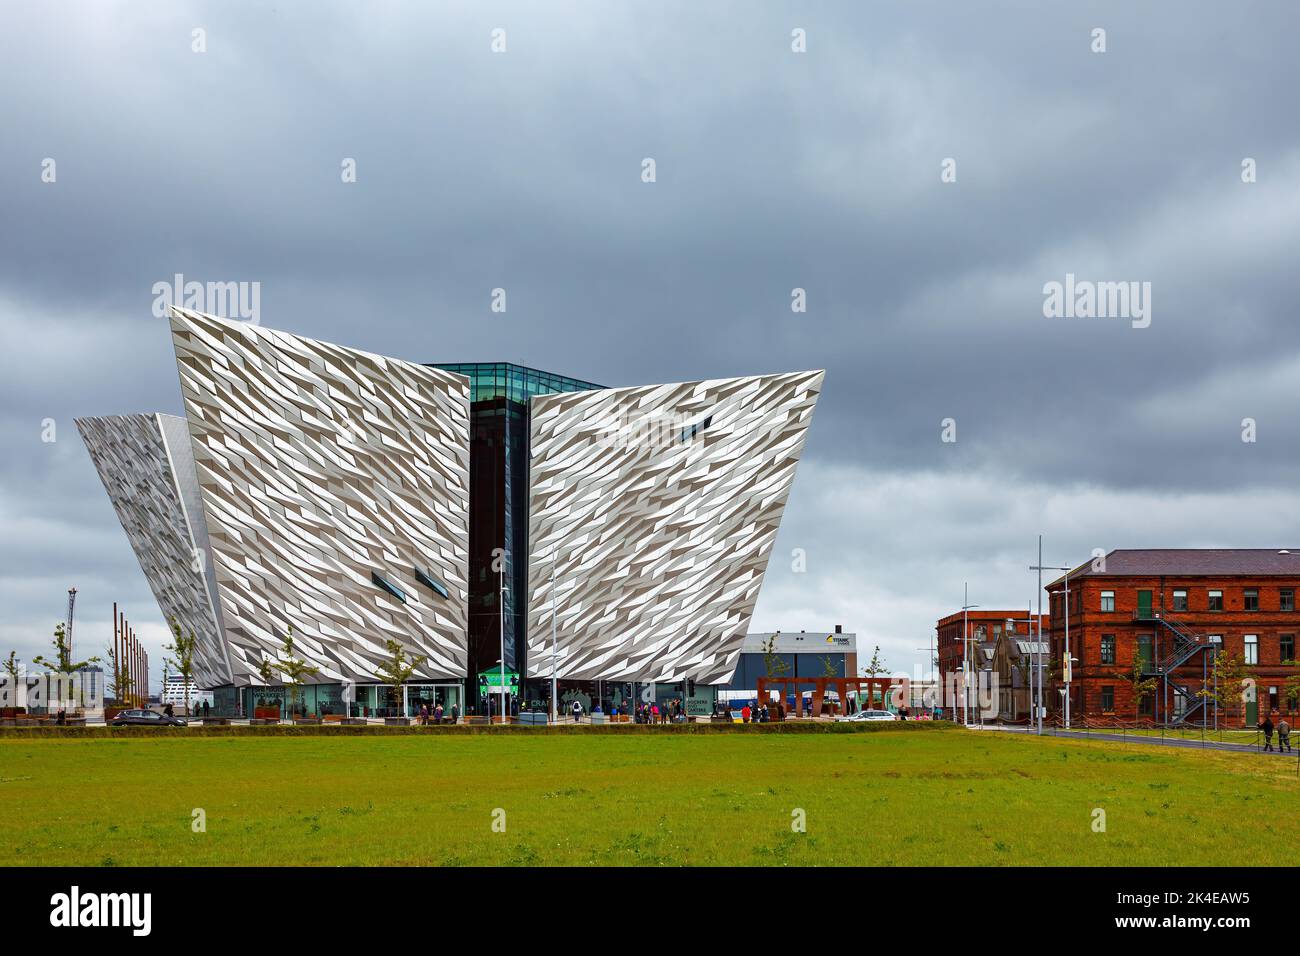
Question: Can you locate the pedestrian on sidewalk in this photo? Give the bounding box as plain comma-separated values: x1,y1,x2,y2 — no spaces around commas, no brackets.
1277,716,1291,753
1258,714,1275,752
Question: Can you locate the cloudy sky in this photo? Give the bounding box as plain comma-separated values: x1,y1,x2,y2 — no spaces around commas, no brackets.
2,1,1298,685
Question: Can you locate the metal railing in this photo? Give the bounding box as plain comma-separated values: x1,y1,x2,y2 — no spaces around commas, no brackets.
1041,715,1278,750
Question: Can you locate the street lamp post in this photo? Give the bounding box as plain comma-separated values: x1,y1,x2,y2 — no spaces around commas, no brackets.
962,583,979,727
1006,608,1041,728
1030,544,1072,731
550,554,559,724
1064,567,1072,729
498,562,507,724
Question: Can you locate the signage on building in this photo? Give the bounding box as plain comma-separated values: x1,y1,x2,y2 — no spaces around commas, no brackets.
477,669,520,689
741,631,858,654
686,696,712,717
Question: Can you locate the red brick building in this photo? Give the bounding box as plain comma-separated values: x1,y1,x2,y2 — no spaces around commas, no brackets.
1045,549,1300,725
936,609,1048,693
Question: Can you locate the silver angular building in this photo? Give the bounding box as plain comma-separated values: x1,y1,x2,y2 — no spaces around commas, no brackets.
79,307,822,717
76,412,231,686
526,371,824,685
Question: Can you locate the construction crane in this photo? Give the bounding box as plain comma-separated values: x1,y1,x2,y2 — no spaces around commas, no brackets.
65,587,77,660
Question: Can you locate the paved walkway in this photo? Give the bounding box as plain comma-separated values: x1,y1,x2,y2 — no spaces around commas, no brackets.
974,722,1299,756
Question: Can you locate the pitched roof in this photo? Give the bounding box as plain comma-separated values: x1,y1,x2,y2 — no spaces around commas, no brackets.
1047,549,1300,587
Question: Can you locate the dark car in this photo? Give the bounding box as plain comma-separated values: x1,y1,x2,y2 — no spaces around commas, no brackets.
109,708,187,727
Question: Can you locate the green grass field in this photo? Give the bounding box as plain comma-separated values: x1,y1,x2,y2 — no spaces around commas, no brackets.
2,726,1295,866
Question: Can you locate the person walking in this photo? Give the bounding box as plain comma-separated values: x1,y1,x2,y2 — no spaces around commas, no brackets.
572,698,582,723
1278,716,1292,753
1259,714,1275,752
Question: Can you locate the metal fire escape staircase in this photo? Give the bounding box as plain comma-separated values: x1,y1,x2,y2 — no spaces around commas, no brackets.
1135,611,1211,725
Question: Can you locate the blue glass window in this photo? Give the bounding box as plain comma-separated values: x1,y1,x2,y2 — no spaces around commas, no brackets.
414,567,449,599
371,571,407,603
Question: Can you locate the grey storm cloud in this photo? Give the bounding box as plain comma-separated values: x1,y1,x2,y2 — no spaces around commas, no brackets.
2,0,1298,678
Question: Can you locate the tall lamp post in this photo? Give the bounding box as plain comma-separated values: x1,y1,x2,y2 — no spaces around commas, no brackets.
962,583,979,727
550,551,560,724
498,561,508,724
1031,548,1074,730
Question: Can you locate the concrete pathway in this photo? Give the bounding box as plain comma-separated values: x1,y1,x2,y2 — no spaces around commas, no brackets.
973,722,1300,757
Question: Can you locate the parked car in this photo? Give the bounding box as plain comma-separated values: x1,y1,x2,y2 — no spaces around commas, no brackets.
109,709,187,727
836,709,897,722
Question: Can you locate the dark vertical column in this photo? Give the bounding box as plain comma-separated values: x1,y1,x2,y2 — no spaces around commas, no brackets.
112,603,119,705
131,629,139,707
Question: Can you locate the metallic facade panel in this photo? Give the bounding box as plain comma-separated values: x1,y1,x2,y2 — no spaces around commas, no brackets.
526,370,824,684
75,413,231,687
169,308,472,684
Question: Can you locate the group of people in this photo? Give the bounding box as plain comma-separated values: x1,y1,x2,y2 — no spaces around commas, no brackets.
561,698,688,723
417,702,459,725
635,698,686,723
160,700,211,718
737,702,776,723
1257,714,1293,752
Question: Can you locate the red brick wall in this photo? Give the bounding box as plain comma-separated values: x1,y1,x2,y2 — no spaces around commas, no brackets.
1045,576,1300,723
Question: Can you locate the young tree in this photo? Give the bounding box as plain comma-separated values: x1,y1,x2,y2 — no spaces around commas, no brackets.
1123,655,1159,721
1283,662,1300,715
103,641,133,705
761,634,789,679
271,626,319,719
255,655,276,718
1198,651,1249,725
759,634,789,711
164,617,198,714
33,623,100,711
860,645,888,709
3,651,21,711
374,639,425,719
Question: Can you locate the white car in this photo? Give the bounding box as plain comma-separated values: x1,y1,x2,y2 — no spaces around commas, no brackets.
837,709,897,722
